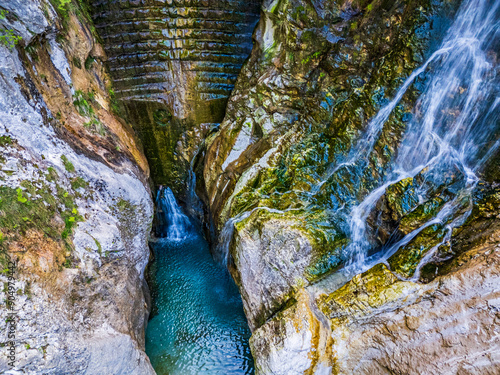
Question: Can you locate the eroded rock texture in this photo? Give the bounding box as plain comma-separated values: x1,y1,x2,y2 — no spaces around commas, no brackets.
203,0,463,329
0,1,154,373
200,0,500,373
90,0,261,193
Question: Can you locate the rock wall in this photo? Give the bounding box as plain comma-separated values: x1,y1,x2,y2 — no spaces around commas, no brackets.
203,0,461,328
0,1,155,373
90,0,261,195
200,0,500,373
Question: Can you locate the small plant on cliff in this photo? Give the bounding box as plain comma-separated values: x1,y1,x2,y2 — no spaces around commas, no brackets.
84,55,95,70
0,28,22,50
61,155,75,173
0,135,12,147
73,90,108,135
72,56,82,69
73,90,95,117
70,177,87,190
56,0,72,11
49,0,72,18
0,10,22,49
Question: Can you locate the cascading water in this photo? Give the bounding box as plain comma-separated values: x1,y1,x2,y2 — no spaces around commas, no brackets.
147,188,254,374
336,0,499,279
155,187,191,241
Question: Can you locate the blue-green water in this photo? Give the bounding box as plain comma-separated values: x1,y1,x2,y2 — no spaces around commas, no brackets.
145,230,254,374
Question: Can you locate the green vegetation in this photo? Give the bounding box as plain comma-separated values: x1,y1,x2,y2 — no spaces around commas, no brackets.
93,237,102,255
0,135,12,147
301,51,322,65
73,90,95,117
70,176,87,190
84,55,95,70
46,167,58,182
56,0,72,12
388,224,447,278
108,88,122,116
72,56,82,69
25,43,40,61
49,0,72,18
0,178,83,268
73,90,107,135
60,155,75,173
0,25,22,50
49,0,100,41
83,118,106,136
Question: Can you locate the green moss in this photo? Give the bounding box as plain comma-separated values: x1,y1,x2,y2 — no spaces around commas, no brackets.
0,178,83,259
318,263,412,318
301,51,322,65
388,224,446,278
72,56,82,69
398,197,446,234
116,198,132,211
60,155,75,173
0,135,12,147
70,177,87,190
385,177,419,219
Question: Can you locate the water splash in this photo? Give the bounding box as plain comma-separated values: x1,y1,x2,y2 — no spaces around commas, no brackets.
156,187,191,241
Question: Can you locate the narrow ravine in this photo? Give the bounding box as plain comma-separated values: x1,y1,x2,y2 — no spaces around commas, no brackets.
145,188,254,374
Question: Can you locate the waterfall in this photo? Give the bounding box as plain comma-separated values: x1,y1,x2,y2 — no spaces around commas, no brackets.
155,187,191,241
342,0,500,275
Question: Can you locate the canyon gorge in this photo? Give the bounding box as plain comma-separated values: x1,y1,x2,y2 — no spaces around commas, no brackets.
0,0,499,374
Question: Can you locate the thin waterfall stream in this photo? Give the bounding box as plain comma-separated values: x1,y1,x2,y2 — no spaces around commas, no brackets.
343,0,499,273
314,0,500,292
217,0,499,296
145,187,254,374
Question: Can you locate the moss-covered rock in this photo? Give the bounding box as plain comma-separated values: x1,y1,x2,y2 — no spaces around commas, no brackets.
201,0,461,330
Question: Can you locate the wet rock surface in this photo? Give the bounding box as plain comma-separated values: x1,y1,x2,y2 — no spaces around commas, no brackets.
199,0,500,373
202,0,463,329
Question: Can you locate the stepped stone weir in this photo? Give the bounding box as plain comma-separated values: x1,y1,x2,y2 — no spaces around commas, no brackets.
89,0,261,191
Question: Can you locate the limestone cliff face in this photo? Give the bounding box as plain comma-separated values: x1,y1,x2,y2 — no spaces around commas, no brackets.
0,1,154,373
90,0,261,195
200,0,500,373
